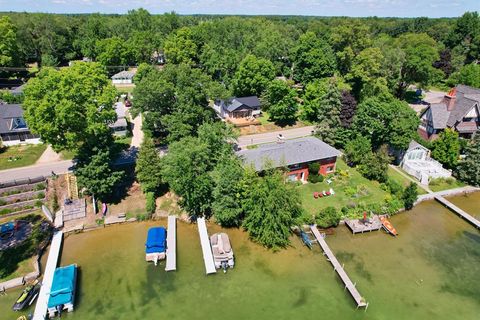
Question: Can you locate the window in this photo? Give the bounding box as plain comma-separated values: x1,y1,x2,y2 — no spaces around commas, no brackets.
286,174,297,182
11,117,27,130
326,166,334,173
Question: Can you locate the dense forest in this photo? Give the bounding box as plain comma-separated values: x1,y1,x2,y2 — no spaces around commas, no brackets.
1,10,479,92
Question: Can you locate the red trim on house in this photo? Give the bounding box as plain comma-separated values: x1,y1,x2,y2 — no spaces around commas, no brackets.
285,157,338,182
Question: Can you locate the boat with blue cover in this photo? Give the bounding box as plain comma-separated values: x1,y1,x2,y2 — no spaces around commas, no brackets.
145,227,167,266
47,264,77,318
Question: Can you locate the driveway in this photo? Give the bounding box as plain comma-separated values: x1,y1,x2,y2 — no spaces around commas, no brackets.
129,112,144,148
36,145,62,164
237,125,316,148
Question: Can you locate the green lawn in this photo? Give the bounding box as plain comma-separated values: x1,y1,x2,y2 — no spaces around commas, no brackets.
429,177,465,192
0,144,47,170
387,167,428,195
297,160,389,216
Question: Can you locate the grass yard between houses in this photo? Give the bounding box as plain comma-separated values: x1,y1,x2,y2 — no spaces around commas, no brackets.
297,159,389,216
387,166,428,195
429,177,466,192
0,144,47,170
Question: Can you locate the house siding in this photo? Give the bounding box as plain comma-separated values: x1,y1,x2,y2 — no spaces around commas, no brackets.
286,157,338,182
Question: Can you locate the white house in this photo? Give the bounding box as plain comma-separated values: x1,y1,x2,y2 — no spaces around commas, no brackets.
111,70,136,84
401,140,451,185
213,96,262,119
0,104,41,146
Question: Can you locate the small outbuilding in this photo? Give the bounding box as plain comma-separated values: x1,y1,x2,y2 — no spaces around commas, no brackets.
111,70,136,84
109,101,128,136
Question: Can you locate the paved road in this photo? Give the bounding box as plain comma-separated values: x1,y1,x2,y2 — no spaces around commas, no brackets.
237,125,316,148
0,160,74,183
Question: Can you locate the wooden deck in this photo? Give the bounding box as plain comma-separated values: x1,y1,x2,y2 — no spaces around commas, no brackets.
197,218,216,274
345,215,382,234
33,231,63,320
165,216,177,272
310,225,368,308
435,196,480,229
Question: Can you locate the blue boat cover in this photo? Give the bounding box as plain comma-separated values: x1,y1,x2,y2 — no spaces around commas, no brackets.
48,264,76,308
145,227,166,254
0,222,14,234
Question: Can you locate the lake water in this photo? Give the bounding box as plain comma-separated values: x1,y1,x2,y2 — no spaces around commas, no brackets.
2,195,480,320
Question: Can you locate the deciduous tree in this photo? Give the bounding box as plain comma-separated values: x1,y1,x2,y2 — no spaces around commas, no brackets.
23,62,117,152
233,54,275,97
431,128,460,169
135,138,163,194
241,169,303,249
456,133,480,186
262,80,298,125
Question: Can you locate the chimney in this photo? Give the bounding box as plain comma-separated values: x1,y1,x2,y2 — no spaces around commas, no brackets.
444,87,457,111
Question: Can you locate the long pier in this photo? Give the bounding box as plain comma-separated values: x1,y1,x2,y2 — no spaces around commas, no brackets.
165,216,177,271
434,196,480,229
197,218,216,274
33,230,63,320
310,225,367,308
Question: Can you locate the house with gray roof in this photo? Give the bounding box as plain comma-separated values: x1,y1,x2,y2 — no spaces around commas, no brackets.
109,101,128,136
236,136,341,183
111,70,136,84
213,96,262,120
419,85,480,140
0,104,40,146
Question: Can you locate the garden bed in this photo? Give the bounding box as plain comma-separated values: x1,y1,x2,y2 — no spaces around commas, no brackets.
0,181,46,197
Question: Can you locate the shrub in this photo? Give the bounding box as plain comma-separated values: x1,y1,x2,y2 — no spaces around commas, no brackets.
35,182,46,191
0,199,6,206
35,200,43,207
315,206,341,228
52,191,59,212
37,192,45,199
308,162,320,174
385,178,403,197
0,208,13,215
145,192,156,216
402,182,418,210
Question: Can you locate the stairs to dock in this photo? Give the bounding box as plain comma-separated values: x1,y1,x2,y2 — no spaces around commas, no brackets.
66,173,79,200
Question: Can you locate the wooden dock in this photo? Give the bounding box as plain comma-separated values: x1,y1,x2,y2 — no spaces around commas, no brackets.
33,231,63,320
165,216,177,272
310,225,368,308
435,196,480,229
345,215,382,234
197,218,216,274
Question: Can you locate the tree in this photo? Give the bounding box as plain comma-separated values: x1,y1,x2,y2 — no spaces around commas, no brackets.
344,135,372,166
431,128,460,169
315,78,342,146
352,97,419,150
449,63,480,88
396,33,441,96
163,27,198,65
95,37,135,66
329,21,372,75
211,155,245,227
447,12,480,64
456,133,480,186
241,169,303,249
358,145,391,182
339,90,357,128
23,62,117,152
347,47,385,99
315,206,341,228
233,54,275,97
161,122,234,216
402,182,418,210
293,32,336,83
135,138,163,194
262,80,298,125
161,136,214,217
0,16,17,66
75,147,124,201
